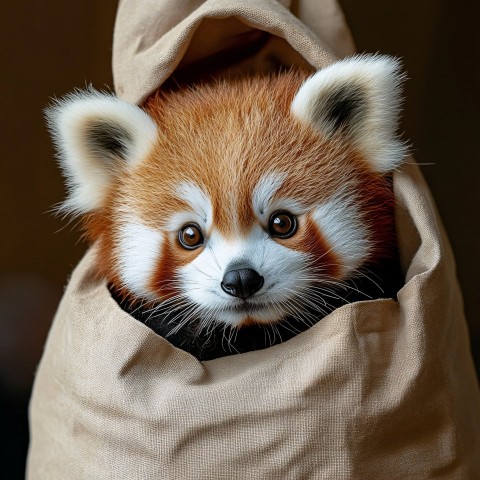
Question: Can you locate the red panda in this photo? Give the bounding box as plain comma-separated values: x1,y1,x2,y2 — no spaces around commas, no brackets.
48,55,406,360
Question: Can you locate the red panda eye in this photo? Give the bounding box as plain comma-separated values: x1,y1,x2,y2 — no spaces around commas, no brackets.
268,211,297,239
178,224,204,250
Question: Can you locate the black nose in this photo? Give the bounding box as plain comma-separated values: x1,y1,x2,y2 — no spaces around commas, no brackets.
221,268,264,300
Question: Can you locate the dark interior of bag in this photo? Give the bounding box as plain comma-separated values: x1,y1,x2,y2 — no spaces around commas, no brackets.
163,18,314,89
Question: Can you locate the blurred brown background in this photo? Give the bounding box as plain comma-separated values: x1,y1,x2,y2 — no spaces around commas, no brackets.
0,0,478,477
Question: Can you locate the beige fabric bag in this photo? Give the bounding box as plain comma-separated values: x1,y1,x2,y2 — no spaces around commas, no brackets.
28,0,480,478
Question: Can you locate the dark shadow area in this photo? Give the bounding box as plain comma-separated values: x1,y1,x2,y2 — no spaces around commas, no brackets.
0,2,118,477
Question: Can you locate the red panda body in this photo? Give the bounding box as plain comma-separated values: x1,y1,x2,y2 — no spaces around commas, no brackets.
49,56,406,359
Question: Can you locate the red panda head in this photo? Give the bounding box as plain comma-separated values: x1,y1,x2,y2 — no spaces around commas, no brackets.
48,55,405,330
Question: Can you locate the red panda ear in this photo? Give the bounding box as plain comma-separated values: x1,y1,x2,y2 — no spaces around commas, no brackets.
291,55,406,173
46,90,157,215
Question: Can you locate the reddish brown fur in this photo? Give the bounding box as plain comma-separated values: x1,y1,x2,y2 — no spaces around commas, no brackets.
81,72,396,298
149,238,202,298
284,215,342,279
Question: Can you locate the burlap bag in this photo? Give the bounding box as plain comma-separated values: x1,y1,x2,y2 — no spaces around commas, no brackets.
27,0,480,478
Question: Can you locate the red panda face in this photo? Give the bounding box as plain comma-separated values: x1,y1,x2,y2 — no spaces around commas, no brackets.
48,55,405,329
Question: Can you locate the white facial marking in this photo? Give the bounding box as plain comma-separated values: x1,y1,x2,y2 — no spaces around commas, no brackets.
117,220,163,299
171,181,212,231
177,227,311,327
252,172,287,218
312,192,370,276
252,172,306,223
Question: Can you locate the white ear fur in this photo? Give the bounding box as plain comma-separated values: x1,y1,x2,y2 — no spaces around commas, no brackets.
46,89,158,214
291,55,406,173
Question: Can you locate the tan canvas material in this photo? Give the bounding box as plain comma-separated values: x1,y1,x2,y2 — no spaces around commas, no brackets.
112,0,356,104
28,0,480,478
